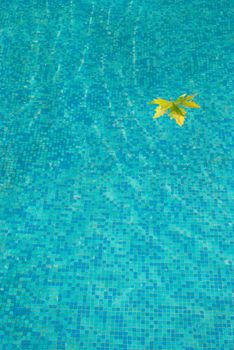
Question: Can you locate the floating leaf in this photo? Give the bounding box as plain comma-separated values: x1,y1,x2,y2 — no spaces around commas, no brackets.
149,98,173,110
175,94,200,108
153,106,167,119
169,112,185,126
169,104,186,126
179,99,200,109
148,94,200,126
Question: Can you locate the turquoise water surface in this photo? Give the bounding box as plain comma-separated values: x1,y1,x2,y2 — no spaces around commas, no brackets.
0,0,233,349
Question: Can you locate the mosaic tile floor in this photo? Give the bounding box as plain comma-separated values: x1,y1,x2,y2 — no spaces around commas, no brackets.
0,0,233,349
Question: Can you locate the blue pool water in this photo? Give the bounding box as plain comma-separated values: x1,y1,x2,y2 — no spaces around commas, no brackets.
0,0,233,349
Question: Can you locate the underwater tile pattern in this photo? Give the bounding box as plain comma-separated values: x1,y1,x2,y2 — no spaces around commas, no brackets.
0,0,233,349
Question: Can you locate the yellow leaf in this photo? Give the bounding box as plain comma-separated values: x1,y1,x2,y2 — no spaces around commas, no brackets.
169,105,186,126
175,94,200,108
175,114,185,126
148,93,200,126
169,112,185,126
149,98,172,110
153,106,167,118
170,103,186,116
156,98,173,109
179,100,200,108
